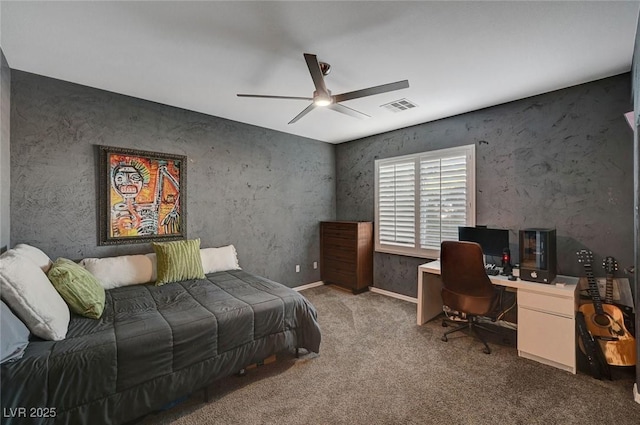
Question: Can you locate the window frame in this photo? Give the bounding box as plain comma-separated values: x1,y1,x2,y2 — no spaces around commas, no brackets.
374,144,476,259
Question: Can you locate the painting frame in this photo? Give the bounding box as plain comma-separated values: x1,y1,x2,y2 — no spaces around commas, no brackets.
97,145,187,246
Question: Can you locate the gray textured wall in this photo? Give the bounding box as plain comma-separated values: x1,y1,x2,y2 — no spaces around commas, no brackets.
10,71,335,287
631,13,640,392
336,74,635,298
0,49,9,253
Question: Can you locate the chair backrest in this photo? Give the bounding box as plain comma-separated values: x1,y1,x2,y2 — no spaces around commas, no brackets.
440,241,495,298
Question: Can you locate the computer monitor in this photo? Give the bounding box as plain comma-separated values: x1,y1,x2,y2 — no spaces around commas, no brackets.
457,226,510,260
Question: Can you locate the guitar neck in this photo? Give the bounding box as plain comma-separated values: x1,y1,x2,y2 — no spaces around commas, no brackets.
605,275,614,304
583,263,605,315
603,257,617,305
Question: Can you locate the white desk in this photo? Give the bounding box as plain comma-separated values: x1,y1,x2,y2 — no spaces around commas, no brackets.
418,261,579,373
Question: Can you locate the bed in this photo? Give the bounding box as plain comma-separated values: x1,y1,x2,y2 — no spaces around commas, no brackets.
1,269,322,425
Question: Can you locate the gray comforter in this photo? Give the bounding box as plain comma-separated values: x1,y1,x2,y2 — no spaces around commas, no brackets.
0,270,321,425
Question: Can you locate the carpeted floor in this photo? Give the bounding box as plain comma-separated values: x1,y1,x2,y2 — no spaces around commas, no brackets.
141,285,640,424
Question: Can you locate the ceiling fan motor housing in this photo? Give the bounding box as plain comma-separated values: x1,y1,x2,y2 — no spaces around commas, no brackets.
319,61,331,76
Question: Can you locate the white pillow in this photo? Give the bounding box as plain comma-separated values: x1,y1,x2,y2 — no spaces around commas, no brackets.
200,245,241,274
0,250,69,341
146,253,157,282
12,243,53,273
81,255,154,290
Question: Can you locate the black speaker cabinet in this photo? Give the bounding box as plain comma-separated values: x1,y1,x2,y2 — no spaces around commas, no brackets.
519,228,557,284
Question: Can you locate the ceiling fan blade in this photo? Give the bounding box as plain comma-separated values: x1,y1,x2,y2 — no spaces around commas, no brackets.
333,80,409,103
328,103,370,120
288,103,317,124
304,53,329,95
237,94,313,101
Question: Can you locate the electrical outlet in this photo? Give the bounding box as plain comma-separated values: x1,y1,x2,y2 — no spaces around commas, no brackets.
313,261,318,269
295,265,300,273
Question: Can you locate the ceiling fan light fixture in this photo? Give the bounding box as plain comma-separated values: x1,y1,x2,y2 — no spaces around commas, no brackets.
313,89,332,107
314,96,332,107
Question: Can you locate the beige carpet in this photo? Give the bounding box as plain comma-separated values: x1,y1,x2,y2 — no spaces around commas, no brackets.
141,285,640,424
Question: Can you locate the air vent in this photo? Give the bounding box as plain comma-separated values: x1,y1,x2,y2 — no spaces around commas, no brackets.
381,98,418,113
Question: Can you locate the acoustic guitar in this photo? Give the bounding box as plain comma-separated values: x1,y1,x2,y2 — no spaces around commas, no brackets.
577,250,636,367
602,256,636,362
575,310,609,379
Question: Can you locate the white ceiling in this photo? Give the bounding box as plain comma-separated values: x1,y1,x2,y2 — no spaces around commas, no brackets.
1,1,639,144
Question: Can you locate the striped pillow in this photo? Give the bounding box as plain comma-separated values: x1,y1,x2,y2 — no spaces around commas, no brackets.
47,258,105,319
152,239,205,285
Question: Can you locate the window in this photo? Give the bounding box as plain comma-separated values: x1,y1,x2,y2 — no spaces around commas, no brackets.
374,145,476,258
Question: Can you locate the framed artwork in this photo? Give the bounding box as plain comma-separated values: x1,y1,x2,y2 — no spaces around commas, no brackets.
97,145,187,245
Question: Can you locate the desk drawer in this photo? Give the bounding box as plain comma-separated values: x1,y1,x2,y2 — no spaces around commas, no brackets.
518,289,574,317
518,306,575,368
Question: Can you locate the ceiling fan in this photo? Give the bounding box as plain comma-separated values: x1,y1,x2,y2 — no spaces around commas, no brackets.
237,53,409,124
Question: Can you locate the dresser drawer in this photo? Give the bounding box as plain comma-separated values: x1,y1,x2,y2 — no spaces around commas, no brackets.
323,253,356,265
321,223,358,240
321,248,358,267
322,267,356,286
322,235,357,251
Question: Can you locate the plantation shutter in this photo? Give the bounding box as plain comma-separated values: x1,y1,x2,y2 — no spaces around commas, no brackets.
375,144,474,258
378,160,416,247
420,155,468,250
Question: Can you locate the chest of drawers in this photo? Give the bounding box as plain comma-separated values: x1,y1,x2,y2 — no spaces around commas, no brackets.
320,221,373,294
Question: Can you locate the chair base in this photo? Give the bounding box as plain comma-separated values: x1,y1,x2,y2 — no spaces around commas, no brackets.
441,316,496,354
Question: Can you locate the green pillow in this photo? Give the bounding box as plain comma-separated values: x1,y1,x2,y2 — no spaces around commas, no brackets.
152,238,205,285
47,258,105,319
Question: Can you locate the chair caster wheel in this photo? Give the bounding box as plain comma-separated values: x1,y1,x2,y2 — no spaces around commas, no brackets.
483,348,491,354
441,336,448,342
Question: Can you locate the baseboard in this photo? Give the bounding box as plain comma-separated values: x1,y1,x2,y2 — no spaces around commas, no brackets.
295,282,419,304
293,281,324,292
368,286,417,304
634,383,640,404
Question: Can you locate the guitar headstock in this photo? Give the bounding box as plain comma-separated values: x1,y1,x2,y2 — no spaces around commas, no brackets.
603,256,618,275
576,249,594,265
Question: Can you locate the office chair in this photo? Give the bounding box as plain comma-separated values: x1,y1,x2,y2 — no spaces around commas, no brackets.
440,241,503,354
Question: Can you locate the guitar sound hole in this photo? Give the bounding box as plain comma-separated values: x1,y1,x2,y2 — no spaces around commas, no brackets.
594,314,610,327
